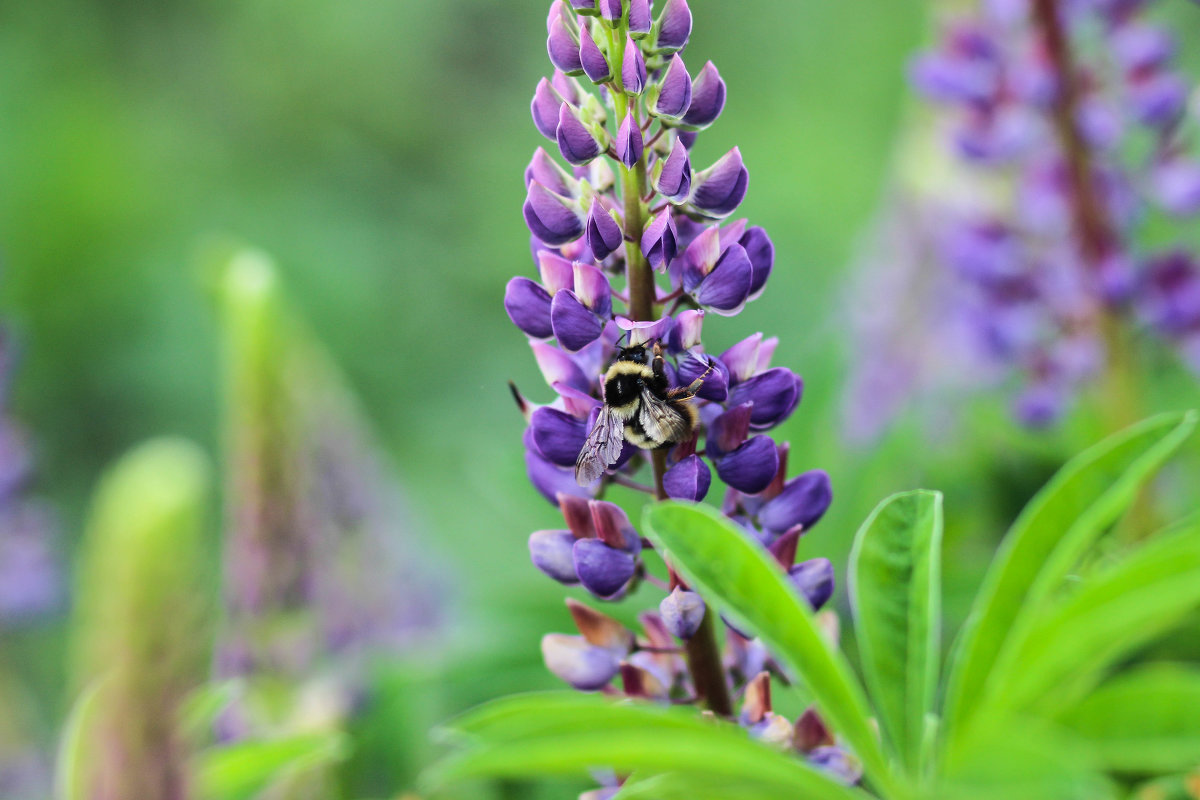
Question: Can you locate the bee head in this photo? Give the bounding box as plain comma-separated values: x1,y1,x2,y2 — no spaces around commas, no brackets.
616,342,649,364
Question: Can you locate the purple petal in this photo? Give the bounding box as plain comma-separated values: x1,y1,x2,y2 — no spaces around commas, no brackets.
529,530,581,584
715,435,779,494
668,309,705,352
622,35,647,94
677,129,697,149
568,0,596,10
721,332,763,384
579,26,612,83
693,243,752,315
525,147,576,196
1112,24,1173,73
682,61,726,128
551,290,605,352
554,382,600,418
531,341,592,393
691,147,749,217
1128,72,1187,128
676,349,727,401
557,103,603,166
542,633,620,690
659,588,706,638
616,110,644,168
908,51,998,105
599,0,623,23
504,277,554,338
789,557,834,610
740,226,774,299
531,406,589,467
629,0,651,35
759,470,832,534
537,249,576,295
808,746,863,786
652,55,693,120
589,500,641,553
573,538,637,597
532,79,565,141
527,447,593,504
640,209,678,270
586,198,624,260
1153,159,1200,216
680,226,721,291
654,138,692,203
573,260,612,316
656,0,692,52
547,15,584,74
728,367,802,428
525,181,584,246
708,402,752,457
663,454,711,501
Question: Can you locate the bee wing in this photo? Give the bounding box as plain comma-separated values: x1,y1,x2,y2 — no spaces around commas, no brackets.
575,405,625,486
638,387,692,446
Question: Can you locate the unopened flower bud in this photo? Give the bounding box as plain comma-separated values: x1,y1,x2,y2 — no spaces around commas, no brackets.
714,434,779,494
651,55,693,120
682,61,726,129
659,587,706,638
655,0,692,52
662,455,711,501
578,26,612,83
691,147,749,217
524,180,585,246
628,0,651,36
586,198,624,260
616,110,644,168
640,209,678,270
547,14,584,75
557,102,607,166
622,35,647,95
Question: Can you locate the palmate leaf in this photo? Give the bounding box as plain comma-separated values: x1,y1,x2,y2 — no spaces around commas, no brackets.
1057,664,1200,773
942,412,1197,740
848,490,942,777
982,519,1200,718
426,692,868,800
641,502,900,797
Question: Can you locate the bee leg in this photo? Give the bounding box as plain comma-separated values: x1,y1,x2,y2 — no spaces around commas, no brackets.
679,358,716,398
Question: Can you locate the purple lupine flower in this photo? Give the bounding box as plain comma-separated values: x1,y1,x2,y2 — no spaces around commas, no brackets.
508,0,838,768
855,0,1200,434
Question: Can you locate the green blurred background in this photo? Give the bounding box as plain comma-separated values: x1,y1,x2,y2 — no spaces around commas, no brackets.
19,0,1196,795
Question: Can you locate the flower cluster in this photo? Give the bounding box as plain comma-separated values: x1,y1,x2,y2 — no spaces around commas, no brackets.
505,0,850,791
903,0,1200,425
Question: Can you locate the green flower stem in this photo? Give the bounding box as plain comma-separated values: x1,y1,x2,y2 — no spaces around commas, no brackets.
610,18,732,717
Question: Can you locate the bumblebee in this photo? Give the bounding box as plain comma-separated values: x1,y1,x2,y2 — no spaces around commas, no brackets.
574,342,712,485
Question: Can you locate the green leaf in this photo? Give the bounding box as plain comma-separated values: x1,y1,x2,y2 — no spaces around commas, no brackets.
942,412,1196,739
428,692,867,800
987,521,1200,717
195,732,350,800
1057,664,1200,773
640,502,899,797
848,490,942,776
54,678,106,800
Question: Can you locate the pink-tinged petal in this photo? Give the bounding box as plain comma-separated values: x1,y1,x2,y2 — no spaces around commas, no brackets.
559,492,597,539
756,336,779,373
659,588,706,638
717,217,748,250
653,137,692,203
655,0,692,52
532,340,592,392
572,261,613,316
567,597,635,653
676,348,727,401
579,25,612,83
715,435,778,494
622,35,647,95
694,243,752,315
525,147,576,196
573,538,636,597
616,110,644,168
551,290,605,352
586,198,624,261
795,707,835,753
589,500,641,553
663,454,711,501
681,226,721,292
682,61,726,129
721,332,764,384
551,68,583,106
652,54,692,120
536,250,576,295
668,309,705,351
548,15,584,75
504,277,554,338
527,447,593,504
553,381,600,418
529,530,580,584
525,181,584,246
692,147,749,217
790,558,834,611
769,524,803,569
1152,159,1200,216
532,79,565,141
708,402,752,457
759,469,832,534
615,315,673,346
640,208,678,270
531,406,589,467
541,633,619,690
740,226,774,299
628,0,651,35
557,102,604,165
728,367,802,428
